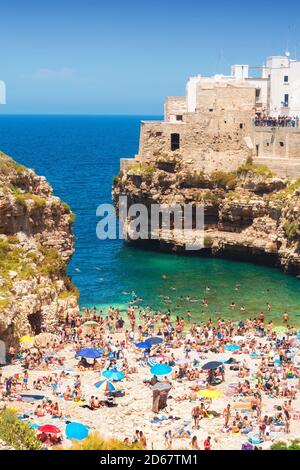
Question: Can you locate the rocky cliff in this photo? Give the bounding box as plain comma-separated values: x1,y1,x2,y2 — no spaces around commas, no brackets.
0,151,79,346
113,155,300,276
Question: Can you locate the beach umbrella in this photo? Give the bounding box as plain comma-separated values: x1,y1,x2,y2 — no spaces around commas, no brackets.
150,363,173,376
82,321,99,327
20,335,34,344
202,361,223,370
197,389,225,399
147,358,158,367
151,354,172,362
146,337,163,346
19,336,34,348
94,380,118,391
135,341,151,349
75,348,102,359
66,422,89,441
20,394,45,403
152,382,172,392
38,424,61,434
102,368,125,381
225,344,241,352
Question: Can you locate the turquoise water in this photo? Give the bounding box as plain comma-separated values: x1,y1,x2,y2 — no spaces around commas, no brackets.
0,115,299,324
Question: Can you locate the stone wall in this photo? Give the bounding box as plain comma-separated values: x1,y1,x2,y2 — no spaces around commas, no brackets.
138,116,252,167
196,83,256,114
164,96,187,122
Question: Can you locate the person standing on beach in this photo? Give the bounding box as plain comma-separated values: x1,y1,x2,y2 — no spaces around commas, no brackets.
223,404,231,428
192,405,201,430
139,431,147,449
164,430,172,450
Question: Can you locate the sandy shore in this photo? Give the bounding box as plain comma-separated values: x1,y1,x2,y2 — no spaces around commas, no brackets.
1,334,300,451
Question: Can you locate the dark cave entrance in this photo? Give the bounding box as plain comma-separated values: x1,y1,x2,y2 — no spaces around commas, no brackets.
28,312,43,335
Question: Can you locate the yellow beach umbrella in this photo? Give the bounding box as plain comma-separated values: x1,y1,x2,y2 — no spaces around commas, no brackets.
20,336,34,344
197,389,225,399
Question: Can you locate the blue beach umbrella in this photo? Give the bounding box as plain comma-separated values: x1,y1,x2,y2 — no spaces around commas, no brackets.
75,348,102,359
66,422,89,441
135,341,151,349
150,363,172,376
102,368,125,381
202,361,223,370
225,344,241,352
146,337,163,346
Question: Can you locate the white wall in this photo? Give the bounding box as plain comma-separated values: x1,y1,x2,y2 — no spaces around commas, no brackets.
186,76,201,113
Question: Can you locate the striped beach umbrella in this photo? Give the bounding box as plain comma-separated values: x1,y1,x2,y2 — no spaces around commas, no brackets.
94,380,117,391
147,358,157,367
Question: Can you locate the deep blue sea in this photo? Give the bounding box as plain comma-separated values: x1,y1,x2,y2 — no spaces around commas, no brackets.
0,115,300,324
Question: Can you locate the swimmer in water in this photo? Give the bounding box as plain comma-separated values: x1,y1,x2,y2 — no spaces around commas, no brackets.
283,312,289,323
230,302,237,310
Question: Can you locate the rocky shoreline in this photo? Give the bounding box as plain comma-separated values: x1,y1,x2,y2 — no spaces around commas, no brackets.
0,152,79,347
113,156,300,277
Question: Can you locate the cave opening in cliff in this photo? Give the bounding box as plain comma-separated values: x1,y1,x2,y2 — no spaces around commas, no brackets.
28,312,43,335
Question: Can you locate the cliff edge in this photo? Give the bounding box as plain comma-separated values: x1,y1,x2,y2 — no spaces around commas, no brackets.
0,151,79,346
113,155,300,276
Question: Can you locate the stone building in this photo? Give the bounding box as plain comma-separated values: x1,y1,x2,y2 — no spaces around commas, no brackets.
121,54,300,178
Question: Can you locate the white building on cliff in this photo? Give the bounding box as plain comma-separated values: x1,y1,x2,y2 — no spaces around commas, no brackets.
187,53,300,117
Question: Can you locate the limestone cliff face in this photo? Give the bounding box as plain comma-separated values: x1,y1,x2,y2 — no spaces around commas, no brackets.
0,152,79,345
113,156,300,276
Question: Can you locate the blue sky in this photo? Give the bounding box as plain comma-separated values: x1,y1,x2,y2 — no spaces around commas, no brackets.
0,0,300,114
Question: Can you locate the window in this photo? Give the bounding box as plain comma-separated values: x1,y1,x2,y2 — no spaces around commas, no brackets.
176,115,183,121
280,141,284,147
240,123,244,129
170,133,180,151
284,94,289,107
255,89,261,100
284,76,289,83
209,108,214,112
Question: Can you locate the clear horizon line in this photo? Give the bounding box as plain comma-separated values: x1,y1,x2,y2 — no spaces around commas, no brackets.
0,112,163,117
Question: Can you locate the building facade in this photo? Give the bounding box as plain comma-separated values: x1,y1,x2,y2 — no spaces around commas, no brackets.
120,54,300,178
186,54,300,118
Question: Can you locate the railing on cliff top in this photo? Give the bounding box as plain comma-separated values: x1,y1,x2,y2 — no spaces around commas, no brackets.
254,117,300,128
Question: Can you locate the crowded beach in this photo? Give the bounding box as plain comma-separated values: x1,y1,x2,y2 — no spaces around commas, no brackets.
1,295,300,451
